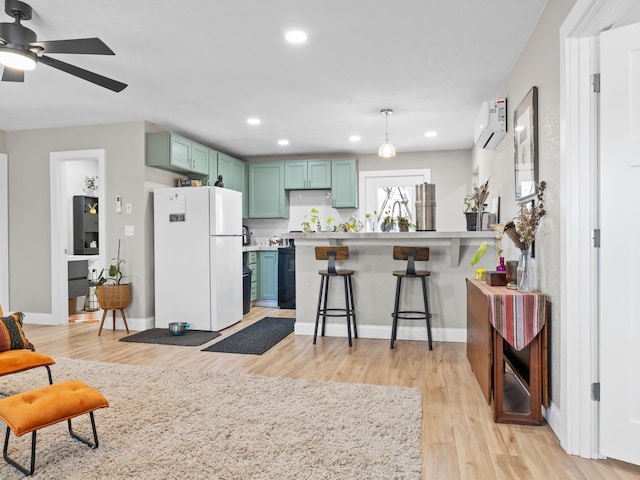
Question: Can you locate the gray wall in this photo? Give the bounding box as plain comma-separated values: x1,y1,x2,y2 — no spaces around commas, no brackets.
473,0,576,405
0,130,6,152
6,122,153,320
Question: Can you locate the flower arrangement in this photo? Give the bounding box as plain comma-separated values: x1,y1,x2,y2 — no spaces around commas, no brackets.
504,181,547,250
464,179,490,213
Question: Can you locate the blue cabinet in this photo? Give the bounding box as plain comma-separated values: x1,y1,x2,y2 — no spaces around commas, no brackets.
146,132,209,176
284,160,331,189
258,250,278,301
248,162,289,218
331,158,358,208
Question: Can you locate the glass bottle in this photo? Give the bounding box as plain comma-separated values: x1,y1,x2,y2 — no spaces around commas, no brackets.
496,257,506,272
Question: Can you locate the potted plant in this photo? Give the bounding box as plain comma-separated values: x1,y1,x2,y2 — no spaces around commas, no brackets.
397,216,410,232
96,239,131,310
463,180,490,231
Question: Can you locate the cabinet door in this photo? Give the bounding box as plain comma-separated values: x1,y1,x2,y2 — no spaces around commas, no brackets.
191,142,209,175
331,158,358,208
217,153,234,186
307,160,331,189
231,158,245,192
258,250,278,300
284,161,307,189
248,162,288,218
208,149,218,184
170,134,192,171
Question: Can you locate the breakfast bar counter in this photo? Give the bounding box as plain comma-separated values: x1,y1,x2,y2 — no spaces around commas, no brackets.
286,231,495,344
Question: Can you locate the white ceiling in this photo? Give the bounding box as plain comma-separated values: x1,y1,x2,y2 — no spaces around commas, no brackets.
0,0,547,158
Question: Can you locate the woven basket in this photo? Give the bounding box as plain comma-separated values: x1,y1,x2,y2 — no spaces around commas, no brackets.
97,284,131,310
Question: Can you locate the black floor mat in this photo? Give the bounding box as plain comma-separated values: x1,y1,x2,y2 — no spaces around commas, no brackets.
119,328,221,346
201,317,295,355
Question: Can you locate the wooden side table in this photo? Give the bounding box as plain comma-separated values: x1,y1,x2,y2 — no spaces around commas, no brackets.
466,279,548,425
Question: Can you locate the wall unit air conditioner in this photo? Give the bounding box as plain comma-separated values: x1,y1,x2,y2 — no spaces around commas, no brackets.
474,99,507,150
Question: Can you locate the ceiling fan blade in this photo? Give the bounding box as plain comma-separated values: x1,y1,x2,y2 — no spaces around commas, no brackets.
38,55,127,92
30,38,115,55
2,66,24,82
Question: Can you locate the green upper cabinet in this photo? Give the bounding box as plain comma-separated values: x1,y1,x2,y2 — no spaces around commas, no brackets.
146,132,209,176
215,152,247,217
284,160,331,189
331,158,358,208
216,153,244,191
208,149,218,182
248,162,289,218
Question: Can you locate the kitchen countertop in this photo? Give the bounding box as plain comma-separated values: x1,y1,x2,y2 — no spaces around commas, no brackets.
242,245,279,252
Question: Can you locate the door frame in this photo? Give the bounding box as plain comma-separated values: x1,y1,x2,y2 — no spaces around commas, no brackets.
560,0,635,458
0,154,8,310
50,149,106,325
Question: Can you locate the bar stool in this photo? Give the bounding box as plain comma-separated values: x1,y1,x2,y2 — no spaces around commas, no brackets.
390,246,433,350
313,246,358,347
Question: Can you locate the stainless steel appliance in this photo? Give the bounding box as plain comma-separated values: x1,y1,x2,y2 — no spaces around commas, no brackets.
415,183,436,231
242,225,250,245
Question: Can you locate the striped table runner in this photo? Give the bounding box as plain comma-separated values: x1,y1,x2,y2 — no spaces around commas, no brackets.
472,280,546,351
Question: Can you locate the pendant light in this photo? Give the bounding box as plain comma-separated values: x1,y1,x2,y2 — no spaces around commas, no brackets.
378,108,396,158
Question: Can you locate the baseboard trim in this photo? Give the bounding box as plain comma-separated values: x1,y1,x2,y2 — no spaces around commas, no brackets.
22,311,154,332
294,322,466,343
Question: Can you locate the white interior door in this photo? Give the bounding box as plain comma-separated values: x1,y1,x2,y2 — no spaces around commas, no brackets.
600,22,640,465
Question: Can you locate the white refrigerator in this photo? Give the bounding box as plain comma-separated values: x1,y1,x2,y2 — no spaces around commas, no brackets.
153,186,243,331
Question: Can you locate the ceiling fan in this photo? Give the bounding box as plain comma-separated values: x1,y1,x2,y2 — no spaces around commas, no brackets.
0,0,127,92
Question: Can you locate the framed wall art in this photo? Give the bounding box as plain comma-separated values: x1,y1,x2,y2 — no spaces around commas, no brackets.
513,86,539,202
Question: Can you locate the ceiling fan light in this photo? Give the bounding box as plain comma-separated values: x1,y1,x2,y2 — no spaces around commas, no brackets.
378,138,396,158
0,49,36,70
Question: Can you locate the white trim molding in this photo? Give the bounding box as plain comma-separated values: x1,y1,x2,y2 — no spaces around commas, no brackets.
560,0,633,459
0,154,8,311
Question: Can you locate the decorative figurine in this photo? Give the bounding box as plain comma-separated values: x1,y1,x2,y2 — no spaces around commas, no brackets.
214,175,224,187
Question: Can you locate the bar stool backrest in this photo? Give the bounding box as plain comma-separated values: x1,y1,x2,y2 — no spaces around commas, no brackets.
393,246,430,276
315,246,349,275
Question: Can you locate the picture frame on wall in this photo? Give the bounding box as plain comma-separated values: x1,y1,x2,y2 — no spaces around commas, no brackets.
513,86,539,202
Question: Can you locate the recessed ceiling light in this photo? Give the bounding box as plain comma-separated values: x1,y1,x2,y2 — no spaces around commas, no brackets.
349,135,361,142
425,131,437,138
278,139,290,146
285,30,307,44
247,117,261,125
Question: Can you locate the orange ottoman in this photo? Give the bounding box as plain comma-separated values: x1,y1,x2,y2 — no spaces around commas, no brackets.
0,380,109,475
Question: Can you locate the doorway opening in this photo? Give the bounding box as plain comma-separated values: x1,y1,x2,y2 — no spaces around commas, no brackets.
50,150,106,326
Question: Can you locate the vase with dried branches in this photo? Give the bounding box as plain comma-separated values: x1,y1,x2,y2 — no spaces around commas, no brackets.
464,180,490,231
504,182,547,291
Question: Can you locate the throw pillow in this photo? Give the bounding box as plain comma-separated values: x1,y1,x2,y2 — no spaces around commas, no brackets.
0,312,34,352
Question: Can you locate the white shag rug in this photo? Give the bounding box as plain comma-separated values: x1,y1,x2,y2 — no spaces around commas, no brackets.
0,358,422,479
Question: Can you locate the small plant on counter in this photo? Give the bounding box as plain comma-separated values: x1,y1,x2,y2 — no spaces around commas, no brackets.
325,217,335,232
301,208,322,233
463,179,490,213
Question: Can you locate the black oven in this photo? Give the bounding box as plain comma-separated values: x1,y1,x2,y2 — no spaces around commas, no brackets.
277,243,295,309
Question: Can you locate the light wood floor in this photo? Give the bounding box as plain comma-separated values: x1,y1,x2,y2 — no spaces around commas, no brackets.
22,308,640,479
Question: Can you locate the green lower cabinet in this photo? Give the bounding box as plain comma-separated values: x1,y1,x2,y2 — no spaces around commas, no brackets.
245,251,258,302
331,158,358,208
258,250,278,301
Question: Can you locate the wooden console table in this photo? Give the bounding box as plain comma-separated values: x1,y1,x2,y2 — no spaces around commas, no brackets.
466,278,548,425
